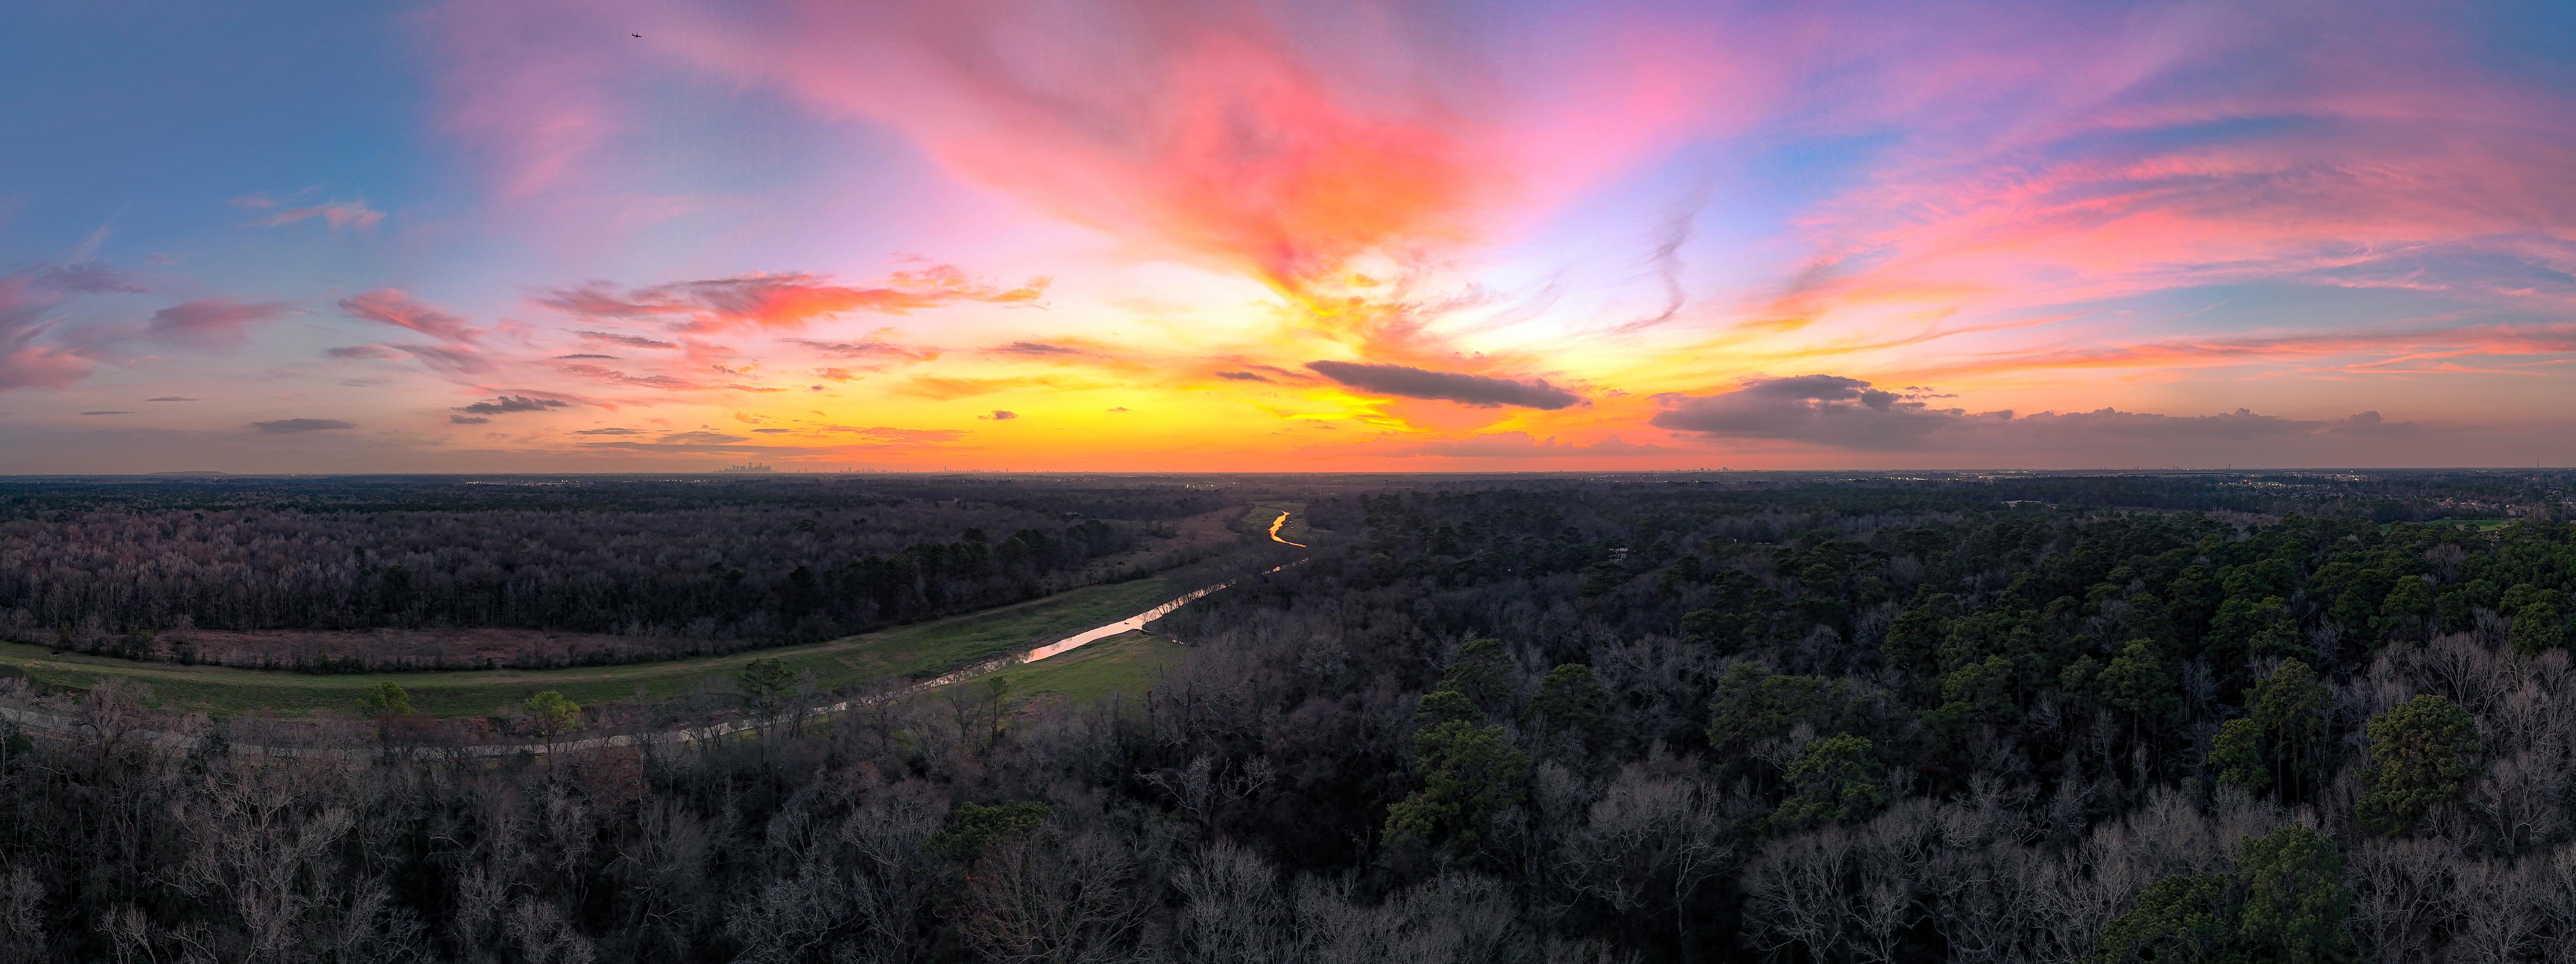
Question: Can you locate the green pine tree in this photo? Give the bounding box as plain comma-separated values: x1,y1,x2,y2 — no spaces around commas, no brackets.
2357,694,2482,835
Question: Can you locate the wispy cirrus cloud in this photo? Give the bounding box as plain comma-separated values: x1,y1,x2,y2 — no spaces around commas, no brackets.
576,330,677,349
253,199,386,230
646,0,1523,309
1907,320,2576,382
892,374,1060,400
420,0,616,198
388,343,491,375
0,269,298,379
821,426,966,443
784,338,933,361
11,0,2557,470
339,290,480,343
146,298,300,350
433,0,1729,366
0,271,97,391
540,266,1045,332
36,261,148,294
556,362,698,390
323,339,491,378
990,341,1086,357
1664,5,2576,389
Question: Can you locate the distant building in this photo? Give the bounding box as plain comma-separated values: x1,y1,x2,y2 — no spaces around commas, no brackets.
716,461,777,474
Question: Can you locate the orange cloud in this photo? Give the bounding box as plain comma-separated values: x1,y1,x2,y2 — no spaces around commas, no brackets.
541,267,1045,332
705,13,1483,303
892,374,1063,400
633,0,1747,364
391,1,2576,470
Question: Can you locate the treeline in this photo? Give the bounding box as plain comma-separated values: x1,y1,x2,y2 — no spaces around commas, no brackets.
5,477,2576,961
0,474,1230,518
1148,485,2576,960
0,477,1229,660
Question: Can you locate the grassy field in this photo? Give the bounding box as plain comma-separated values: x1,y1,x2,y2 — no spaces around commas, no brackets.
2382,518,2520,532
933,630,1187,709
0,575,1182,719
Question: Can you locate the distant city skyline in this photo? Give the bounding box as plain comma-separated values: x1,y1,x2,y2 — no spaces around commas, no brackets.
6,0,2576,472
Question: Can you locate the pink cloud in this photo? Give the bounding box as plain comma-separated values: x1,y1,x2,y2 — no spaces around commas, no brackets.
891,374,1061,400
419,0,618,198
1707,6,2576,342
255,200,386,230
433,0,1735,341
0,340,89,392
338,289,481,343
784,338,932,361
1911,319,2576,382
575,330,677,349
392,344,493,375
416,0,2576,417
556,362,701,390
541,267,1045,332
327,341,491,376
36,261,148,294
663,2,1510,303
0,272,93,391
146,298,299,350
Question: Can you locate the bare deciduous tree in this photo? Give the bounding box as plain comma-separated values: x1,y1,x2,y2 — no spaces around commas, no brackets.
961,822,1143,964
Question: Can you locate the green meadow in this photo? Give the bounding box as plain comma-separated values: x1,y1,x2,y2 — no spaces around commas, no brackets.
0,575,1182,719
932,629,1188,709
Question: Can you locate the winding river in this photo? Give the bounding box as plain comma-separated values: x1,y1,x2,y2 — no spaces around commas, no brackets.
1267,511,1307,547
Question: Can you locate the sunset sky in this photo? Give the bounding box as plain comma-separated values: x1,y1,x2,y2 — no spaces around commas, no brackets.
6,0,2575,472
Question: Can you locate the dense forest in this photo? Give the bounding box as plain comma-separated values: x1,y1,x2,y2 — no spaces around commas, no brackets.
4,472,2576,961
0,476,1229,666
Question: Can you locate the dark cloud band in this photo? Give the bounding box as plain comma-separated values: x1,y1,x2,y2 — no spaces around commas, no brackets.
1651,374,2419,453
458,395,570,415
253,418,355,434
1305,360,1581,410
